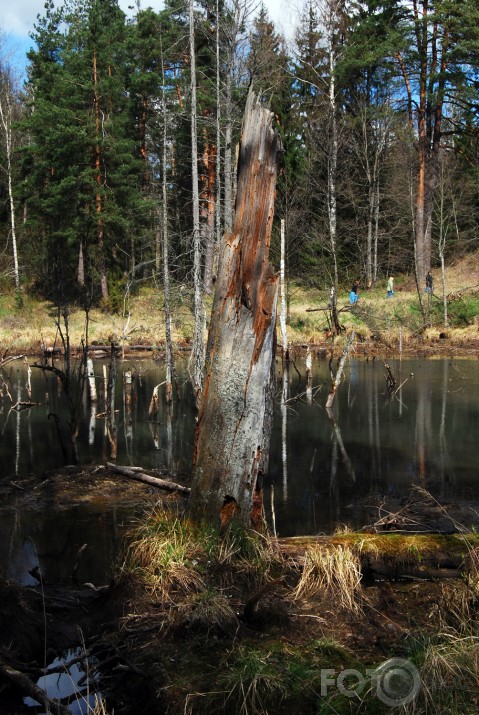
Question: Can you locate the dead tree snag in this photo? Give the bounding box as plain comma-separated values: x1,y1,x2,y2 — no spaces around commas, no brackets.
187,91,280,530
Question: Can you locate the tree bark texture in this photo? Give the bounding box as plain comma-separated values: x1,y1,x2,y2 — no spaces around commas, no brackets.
188,91,280,530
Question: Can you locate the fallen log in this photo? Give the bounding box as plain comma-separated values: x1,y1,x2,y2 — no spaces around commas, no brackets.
0,659,73,715
275,532,479,582
106,463,191,495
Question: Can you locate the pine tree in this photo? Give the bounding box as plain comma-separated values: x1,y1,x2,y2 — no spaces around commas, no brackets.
23,0,150,305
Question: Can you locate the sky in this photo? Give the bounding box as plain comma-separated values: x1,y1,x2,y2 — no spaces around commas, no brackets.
1,0,298,74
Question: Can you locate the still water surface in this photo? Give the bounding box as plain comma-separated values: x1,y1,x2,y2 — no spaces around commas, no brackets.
1,355,479,582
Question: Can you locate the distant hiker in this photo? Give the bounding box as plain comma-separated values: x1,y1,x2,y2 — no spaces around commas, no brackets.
387,276,394,298
425,271,433,294
350,280,360,305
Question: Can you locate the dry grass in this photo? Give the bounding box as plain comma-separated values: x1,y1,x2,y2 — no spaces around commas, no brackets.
292,545,363,613
2,250,479,354
172,589,238,635
121,511,209,599
407,635,479,714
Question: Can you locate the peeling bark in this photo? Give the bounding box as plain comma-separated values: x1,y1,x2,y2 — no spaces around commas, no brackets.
188,91,280,530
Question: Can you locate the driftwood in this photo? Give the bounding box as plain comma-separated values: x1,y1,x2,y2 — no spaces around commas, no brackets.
0,659,73,715
107,463,190,495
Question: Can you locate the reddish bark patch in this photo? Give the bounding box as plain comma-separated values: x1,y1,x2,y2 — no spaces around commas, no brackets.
220,496,240,530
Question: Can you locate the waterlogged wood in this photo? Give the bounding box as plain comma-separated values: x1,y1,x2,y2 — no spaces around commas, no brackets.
188,91,280,529
107,463,190,495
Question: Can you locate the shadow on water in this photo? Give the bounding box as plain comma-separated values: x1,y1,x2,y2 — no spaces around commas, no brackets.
1,355,479,578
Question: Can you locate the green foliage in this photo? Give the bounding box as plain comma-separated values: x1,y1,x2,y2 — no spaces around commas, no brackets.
429,294,479,328
2,0,479,303
213,638,368,715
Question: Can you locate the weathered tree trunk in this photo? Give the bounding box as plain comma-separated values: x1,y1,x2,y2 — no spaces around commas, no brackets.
188,91,280,530
223,65,234,234
93,48,108,303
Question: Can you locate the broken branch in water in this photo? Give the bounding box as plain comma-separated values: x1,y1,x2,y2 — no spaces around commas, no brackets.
11,401,39,411
0,354,26,369
384,363,396,391
106,463,190,495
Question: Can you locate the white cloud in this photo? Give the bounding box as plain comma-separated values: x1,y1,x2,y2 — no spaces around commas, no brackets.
0,1,44,37
1,0,297,42
264,0,299,40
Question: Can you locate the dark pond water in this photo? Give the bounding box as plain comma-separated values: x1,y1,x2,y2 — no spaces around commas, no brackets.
1,355,479,584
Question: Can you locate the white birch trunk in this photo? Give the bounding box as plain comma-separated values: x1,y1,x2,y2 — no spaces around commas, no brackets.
0,80,20,292
161,49,175,405
327,33,338,290
87,358,97,402
279,218,288,359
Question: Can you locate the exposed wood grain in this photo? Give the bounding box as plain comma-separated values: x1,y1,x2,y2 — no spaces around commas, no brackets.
188,91,280,529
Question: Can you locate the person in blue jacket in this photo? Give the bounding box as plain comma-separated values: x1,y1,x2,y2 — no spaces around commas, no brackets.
350,279,360,304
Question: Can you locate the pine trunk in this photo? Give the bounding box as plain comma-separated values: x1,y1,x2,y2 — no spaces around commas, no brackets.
188,92,280,530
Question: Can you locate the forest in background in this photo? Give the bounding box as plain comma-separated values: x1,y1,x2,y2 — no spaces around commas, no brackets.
1,0,479,316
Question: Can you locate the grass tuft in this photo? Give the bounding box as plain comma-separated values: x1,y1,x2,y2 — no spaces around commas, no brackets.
293,545,363,613
172,589,238,635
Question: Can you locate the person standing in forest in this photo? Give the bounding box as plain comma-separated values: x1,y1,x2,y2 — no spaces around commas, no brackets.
350,280,360,304
425,271,433,294
387,276,394,298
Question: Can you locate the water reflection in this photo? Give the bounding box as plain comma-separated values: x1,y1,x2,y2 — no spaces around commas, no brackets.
1,356,479,538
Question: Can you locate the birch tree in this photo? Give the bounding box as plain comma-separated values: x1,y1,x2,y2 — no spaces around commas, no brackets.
161,45,176,405
0,58,21,298
189,0,207,406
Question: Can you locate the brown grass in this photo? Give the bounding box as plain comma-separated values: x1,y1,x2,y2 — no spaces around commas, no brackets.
292,544,363,613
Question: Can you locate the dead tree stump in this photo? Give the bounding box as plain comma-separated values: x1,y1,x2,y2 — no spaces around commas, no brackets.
187,91,280,530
